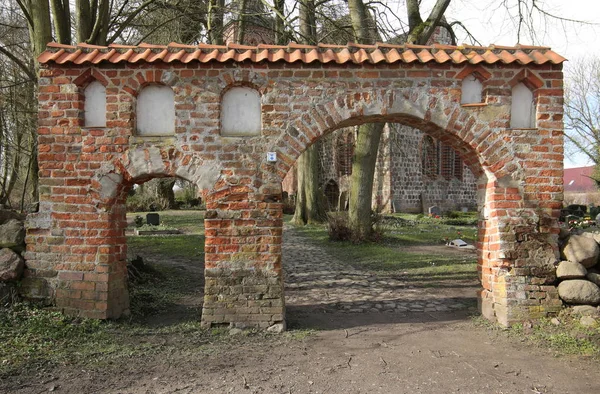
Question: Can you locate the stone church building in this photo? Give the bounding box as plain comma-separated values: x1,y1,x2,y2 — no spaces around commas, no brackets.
282,123,478,213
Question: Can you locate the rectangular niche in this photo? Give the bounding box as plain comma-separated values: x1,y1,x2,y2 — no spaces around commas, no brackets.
221,87,261,137
137,84,175,135
510,82,535,129
84,80,106,128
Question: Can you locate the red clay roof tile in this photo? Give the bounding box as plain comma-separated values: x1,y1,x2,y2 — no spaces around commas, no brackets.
433,50,451,63
449,50,468,63
416,49,434,63
401,49,418,63
37,42,567,66
74,49,98,64
513,50,533,64
481,50,500,63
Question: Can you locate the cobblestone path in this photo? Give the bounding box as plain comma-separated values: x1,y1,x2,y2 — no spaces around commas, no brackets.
283,225,479,314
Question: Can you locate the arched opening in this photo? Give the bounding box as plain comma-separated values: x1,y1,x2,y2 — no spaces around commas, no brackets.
421,135,439,179
116,174,206,325
283,115,487,330
324,179,340,211
336,130,354,177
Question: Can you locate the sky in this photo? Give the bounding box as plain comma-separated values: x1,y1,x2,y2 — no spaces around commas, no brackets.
393,0,600,168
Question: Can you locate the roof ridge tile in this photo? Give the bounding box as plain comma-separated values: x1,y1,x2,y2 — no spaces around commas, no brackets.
37,41,566,67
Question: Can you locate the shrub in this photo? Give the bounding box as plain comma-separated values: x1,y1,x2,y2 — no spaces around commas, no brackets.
134,215,144,227
445,210,460,219
282,196,295,215
327,212,352,241
327,211,386,243
443,217,478,226
126,193,170,212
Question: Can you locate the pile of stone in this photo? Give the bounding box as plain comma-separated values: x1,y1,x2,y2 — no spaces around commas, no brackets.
557,231,600,321
0,210,26,305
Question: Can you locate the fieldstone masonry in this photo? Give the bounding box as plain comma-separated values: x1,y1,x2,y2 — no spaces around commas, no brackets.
29,42,566,327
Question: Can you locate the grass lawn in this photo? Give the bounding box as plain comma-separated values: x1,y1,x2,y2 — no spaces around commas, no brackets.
287,212,478,277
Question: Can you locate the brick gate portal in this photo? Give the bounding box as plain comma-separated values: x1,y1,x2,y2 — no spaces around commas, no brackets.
28,42,566,328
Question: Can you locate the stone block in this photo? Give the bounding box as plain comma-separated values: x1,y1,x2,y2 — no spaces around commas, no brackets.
558,280,600,305
562,235,599,268
556,261,587,279
0,219,25,249
0,248,24,281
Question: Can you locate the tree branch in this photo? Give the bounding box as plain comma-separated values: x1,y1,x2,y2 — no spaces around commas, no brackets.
0,46,35,81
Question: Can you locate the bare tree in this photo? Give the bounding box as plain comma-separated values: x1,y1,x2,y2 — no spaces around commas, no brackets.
564,57,600,178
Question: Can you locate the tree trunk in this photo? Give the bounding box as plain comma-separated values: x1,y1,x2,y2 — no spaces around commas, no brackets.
346,0,383,240
406,0,451,44
26,0,53,58
299,0,316,44
292,0,325,225
292,145,325,225
348,123,384,241
274,0,286,45
76,0,92,43
237,0,248,44
27,129,39,209
156,178,176,208
208,0,225,45
50,0,71,44
347,0,376,44
292,157,307,225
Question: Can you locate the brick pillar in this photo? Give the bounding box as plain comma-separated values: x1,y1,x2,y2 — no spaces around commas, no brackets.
478,178,562,326
201,184,285,329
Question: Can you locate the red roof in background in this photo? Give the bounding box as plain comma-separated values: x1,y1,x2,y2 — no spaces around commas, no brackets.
564,166,597,193
37,42,567,66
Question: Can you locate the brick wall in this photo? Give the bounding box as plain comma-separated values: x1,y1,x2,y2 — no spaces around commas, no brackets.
29,57,565,327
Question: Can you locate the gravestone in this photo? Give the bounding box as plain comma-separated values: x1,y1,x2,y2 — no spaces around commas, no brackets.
146,213,160,226
428,205,441,217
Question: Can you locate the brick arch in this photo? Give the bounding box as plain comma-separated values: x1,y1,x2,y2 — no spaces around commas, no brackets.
89,147,222,206
274,89,515,183
78,147,223,319
120,69,180,97
72,68,109,88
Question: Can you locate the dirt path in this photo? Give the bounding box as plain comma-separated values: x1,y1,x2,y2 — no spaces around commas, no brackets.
2,226,599,393
4,313,598,394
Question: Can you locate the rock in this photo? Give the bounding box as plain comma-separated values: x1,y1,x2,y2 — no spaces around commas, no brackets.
581,231,600,244
267,323,285,333
571,305,600,317
587,272,600,286
558,280,600,305
556,261,587,279
229,328,244,336
550,317,561,326
580,316,598,327
0,219,25,249
562,235,599,268
0,248,24,281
